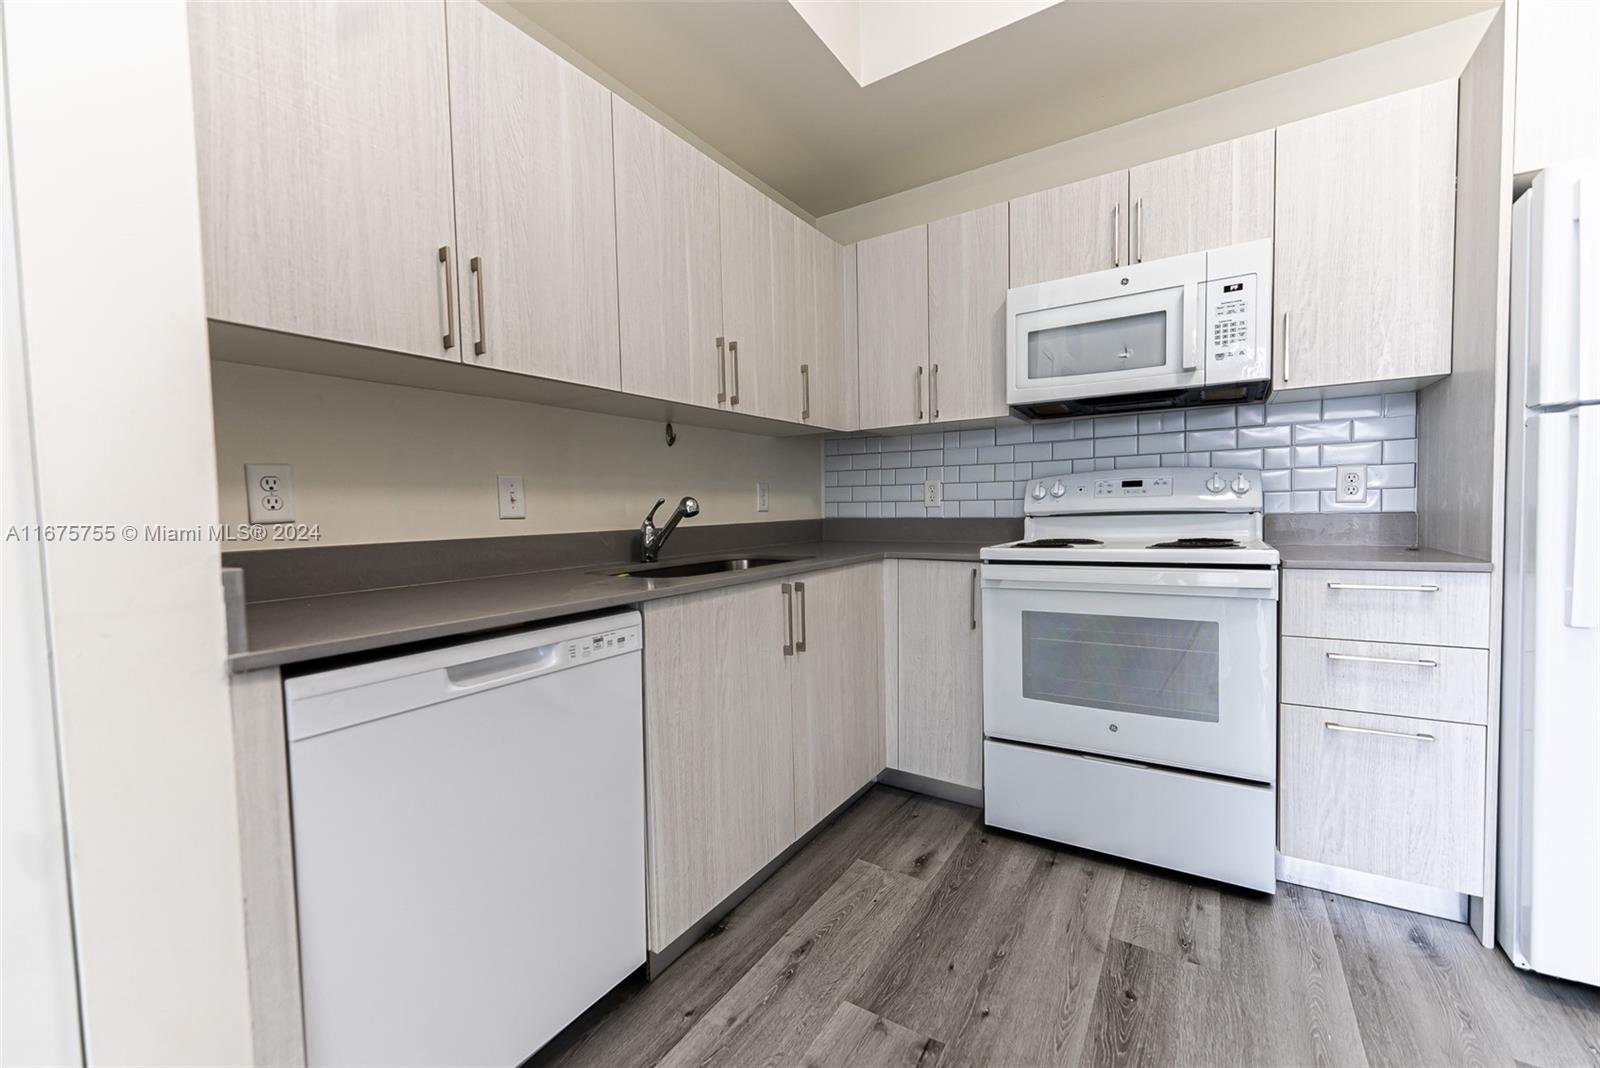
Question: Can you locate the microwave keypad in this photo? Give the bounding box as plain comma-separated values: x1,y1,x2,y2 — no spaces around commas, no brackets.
1206,275,1256,365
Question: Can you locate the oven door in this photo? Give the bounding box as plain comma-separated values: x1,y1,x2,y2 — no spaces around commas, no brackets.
981,564,1277,782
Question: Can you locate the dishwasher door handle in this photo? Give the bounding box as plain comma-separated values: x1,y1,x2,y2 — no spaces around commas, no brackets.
445,644,560,691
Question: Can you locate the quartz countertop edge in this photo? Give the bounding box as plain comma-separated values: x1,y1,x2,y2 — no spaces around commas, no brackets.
1271,543,1492,572
230,540,987,672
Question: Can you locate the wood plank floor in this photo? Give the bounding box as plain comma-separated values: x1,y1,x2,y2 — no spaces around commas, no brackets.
539,786,1600,1068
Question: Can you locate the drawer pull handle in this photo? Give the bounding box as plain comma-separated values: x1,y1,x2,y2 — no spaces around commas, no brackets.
1324,720,1435,742
1325,652,1438,668
1326,582,1441,592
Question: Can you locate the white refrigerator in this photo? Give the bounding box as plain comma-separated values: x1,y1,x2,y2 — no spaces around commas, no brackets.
1499,159,1600,986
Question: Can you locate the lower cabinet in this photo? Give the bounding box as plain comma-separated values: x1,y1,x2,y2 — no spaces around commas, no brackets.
894,560,984,790
641,564,882,953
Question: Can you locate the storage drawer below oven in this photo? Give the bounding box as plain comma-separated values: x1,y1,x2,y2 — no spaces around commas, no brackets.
1280,637,1488,725
1278,703,1484,894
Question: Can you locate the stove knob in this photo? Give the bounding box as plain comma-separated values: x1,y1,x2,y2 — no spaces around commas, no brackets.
1050,481,1067,498
1205,474,1226,494
1231,474,1252,495
1031,483,1047,501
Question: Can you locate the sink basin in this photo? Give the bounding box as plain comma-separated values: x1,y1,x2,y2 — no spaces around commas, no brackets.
593,556,809,579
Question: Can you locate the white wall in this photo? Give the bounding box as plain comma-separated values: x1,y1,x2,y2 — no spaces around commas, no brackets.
212,362,824,549
2,1,252,1063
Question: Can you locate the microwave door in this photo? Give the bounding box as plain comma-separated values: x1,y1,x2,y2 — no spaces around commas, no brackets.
1013,284,1196,399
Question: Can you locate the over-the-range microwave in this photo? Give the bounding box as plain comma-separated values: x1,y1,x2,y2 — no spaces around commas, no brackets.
1007,238,1272,418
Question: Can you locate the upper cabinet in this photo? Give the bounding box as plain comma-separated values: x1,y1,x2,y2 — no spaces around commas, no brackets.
1274,82,1457,392
928,205,1008,423
1513,0,1600,173
187,1,459,360
804,230,858,430
613,99,724,408
719,171,799,422
1009,171,1129,286
1127,131,1275,262
446,0,621,389
857,224,930,429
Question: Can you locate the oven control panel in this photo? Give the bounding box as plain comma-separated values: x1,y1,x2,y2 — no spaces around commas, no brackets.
1025,467,1261,514
1093,475,1172,498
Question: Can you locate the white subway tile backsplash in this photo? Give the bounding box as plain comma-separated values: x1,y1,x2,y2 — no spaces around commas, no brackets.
838,502,866,517
827,392,1421,517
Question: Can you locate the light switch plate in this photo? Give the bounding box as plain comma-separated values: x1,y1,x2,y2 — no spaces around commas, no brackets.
245,463,293,524
923,480,943,507
497,475,526,519
755,481,769,513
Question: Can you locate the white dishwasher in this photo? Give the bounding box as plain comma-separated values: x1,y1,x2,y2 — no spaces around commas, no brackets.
284,611,646,1068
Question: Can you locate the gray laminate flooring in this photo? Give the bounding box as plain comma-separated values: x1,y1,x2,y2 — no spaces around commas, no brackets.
540,786,1600,1068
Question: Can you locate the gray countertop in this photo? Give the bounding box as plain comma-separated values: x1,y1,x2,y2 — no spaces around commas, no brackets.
1272,543,1492,572
232,540,987,671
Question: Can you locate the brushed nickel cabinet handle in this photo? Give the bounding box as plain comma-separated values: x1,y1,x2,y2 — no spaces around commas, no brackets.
1324,720,1435,742
1326,582,1441,593
795,581,808,653
1134,197,1144,263
800,363,811,420
470,255,486,356
439,246,457,350
1282,310,1290,384
970,568,978,630
782,583,794,656
728,340,740,405
1326,651,1439,668
916,365,925,422
1112,202,1121,268
716,336,727,403
931,363,940,421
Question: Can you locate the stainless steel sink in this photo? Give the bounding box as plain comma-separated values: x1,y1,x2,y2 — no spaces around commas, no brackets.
592,555,809,579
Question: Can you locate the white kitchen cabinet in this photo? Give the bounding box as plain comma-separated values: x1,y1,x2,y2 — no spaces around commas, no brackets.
641,580,794,952
1513,0,1600,173
791,565,884,835
857,224,930,430
1128,131,1275,262
187,1,459,361
802,230,858,430
613,99,725,408
446,0,621,388
896,560,984,790
1009,170,1129,286
1273,82,1457,392
928,205,1009,423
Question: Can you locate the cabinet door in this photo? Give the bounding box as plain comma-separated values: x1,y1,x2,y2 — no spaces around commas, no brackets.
613,98,724,407
857,224,930,430
718,171,800,420
792,565,884,835
776,210,814,423
805,231,858,430
928,204,1008,423
1128,131,1274,262
447,0,620,388
897,561,984,789
1009,171,1129,286
1274,82,1457,391
188,1,458,360
642,581,794,952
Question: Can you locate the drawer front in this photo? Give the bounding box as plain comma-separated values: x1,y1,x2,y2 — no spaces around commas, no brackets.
1280,637,1489,724
1279,703,1484,894
1281,569,1491,647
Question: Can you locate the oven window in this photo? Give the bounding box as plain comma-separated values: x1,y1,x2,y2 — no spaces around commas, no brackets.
1020,610,1219,722
1027,310,1167,379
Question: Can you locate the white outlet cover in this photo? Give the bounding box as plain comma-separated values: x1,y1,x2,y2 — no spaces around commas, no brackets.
245,463,294,524
755,481,769,513
497,475,526,519
1336,465,1367,501
923,480,943,507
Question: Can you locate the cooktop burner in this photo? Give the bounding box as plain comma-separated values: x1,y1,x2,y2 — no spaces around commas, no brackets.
1015,537,1104,548
1147,537,1244,549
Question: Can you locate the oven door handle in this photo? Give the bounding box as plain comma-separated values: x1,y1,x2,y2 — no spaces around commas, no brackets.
981,564,1279,598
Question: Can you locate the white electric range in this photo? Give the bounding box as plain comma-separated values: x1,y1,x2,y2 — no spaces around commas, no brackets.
980,466,1280,893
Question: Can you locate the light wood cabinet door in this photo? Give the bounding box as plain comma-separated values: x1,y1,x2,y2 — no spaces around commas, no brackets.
928,205,1008,422
804,232,858,430
613,98,724,408
718,171,801,420
792,565,884,835
447,0,620,388
896,561,984,789
642,580,794,951
1128,131,1275,262
776,210,814,424
1009,171,1129,286
188,1,458,360
1274,82,1457,391
857,224,930,430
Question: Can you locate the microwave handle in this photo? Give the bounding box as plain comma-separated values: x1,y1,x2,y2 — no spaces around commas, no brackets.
1181,283,1200,371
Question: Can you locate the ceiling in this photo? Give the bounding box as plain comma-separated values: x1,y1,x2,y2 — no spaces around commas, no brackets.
508,1,1495,218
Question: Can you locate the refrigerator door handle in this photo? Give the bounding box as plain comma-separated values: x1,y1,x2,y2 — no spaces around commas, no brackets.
1572,404,1600,628
1579,175,1596,402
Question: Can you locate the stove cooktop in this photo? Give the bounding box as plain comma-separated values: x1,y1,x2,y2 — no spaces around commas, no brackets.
1146,537,1244,550
1012,538,1104,549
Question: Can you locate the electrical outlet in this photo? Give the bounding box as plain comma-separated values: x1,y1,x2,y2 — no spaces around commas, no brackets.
497,475,526,519
1336,465,1367,502
755,481,769,513
245,463,294,524
923,480,943,507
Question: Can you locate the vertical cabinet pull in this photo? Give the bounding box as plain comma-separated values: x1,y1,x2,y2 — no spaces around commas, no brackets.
438,246,457,350
916,365,925,422
1281,311,1290,384
1134,197,1144,263
969,568,978,630
795,581,808,653
470,255,487,356
800,363,811,420
781,583,794,656
931,364,940,421
728,341,740,405
1112,202,1121,267
716,336,727,403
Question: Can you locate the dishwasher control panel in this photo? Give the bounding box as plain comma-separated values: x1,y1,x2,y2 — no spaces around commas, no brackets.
563,623,641,664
